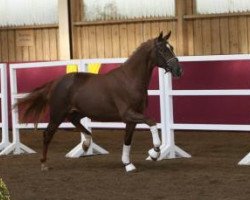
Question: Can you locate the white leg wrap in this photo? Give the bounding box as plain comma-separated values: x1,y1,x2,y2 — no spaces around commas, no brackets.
150,126,161,147
125,163,136,172
148,148,160,160
122,144,131,164
122,145,137,172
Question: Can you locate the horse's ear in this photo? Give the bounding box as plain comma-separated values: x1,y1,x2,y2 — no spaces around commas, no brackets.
163,31,171,40
158,31,163,41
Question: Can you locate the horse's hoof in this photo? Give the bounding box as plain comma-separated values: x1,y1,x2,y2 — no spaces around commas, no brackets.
125,163,137,172
148,148,160,161
41,163,49,171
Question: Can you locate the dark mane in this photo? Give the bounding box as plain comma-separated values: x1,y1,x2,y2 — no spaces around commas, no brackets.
123,39,155,66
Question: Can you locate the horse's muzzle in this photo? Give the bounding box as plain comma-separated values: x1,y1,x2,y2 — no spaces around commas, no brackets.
170,62,183,78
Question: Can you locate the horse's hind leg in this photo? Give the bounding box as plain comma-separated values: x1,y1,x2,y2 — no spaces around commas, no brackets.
40,122,59,171
40,110,67,171
68,112,92,152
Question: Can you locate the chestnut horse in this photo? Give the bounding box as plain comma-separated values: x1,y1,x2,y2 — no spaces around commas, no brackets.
16,31,182,172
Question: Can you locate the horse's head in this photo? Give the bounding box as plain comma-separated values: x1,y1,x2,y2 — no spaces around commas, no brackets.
155,31,183,78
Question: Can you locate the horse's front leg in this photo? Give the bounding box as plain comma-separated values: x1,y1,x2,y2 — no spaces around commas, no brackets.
122,123,137,172
123,110,162,161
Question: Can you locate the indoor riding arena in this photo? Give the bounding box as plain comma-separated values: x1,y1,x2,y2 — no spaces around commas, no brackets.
1,0,250,200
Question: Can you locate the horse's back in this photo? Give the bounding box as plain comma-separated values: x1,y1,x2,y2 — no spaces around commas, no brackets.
49,72,119,121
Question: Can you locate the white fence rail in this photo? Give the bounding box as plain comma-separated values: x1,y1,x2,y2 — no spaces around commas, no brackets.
0,64,9,152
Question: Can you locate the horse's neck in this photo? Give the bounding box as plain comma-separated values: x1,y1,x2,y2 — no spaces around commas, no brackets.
121,45,155,91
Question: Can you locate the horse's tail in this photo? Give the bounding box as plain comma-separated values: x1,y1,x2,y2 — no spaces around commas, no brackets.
14,80,56,125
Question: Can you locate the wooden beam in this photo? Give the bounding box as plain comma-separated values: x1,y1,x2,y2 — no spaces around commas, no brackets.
0,24,58,30
184,12,250,20
58,0,71,60
74,17,178,26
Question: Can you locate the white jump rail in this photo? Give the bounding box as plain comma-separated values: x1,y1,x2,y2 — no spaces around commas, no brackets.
158,54,250,165
0,60,107,156
0,64,9,152
66,58,189,158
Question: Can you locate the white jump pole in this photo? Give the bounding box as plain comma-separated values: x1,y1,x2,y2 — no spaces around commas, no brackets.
0,65,10,152
158,71,191,160
0,66,35,155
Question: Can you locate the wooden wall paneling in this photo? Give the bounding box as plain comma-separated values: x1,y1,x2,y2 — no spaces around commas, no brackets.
211,19,221,54
15,31,23,61
28,47,36,61
29,34,36,61
3,0,250,62
119,24,128,57
96,25,105,58
42,29,50,60
238,16,248,53
111,25,120,57
1,31,9,62
49,29,58,60
186,0,194,55
103,25,113,58
248,17,250,53
159,21,168,33
166,21,176,53
88,26,97,58
143,22,151,41
75,27,82,59
176,0,185,55
171,21,178,54
193,19,203,55
186,20,194,55
7,30,16,61
72,28,78,58
151,22,160,38
56,29,60,59
15,47,23,61
202,19,212,55
134,23,143,48
228,17,238,53
219,18,229,54
127,23,136,56
81,27,89,58
35,29,44,61
22,46,29,61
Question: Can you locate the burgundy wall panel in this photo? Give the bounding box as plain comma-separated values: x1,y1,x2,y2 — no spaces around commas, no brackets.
173,60,250,124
